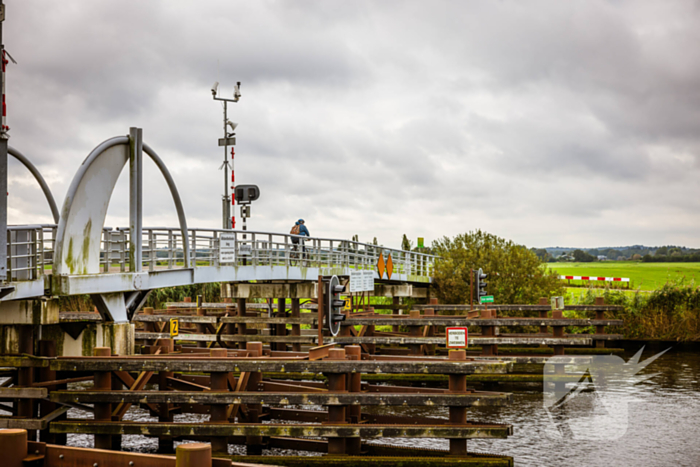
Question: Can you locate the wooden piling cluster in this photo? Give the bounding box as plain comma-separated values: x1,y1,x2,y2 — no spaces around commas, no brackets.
132,297,623,359
0,338,516,466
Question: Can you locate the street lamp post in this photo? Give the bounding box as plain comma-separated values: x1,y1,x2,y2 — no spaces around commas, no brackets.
211,81,241,230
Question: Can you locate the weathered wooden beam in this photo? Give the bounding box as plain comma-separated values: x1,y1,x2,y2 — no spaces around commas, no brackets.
568,333,623,341
50,358,512,375
0,406,69,430
58,312,102,322
0,387,47,399
343,318,623,326
413,305,550,312
50,421,513,439
562,305,624,311
135,332,317,344
330,336,593,346
365,355,593,365
133,315,217,324
222,282,319,299
230,454,513,466
0,356,49,367
50,390,512,407
220,316,318,325
413,304,622,312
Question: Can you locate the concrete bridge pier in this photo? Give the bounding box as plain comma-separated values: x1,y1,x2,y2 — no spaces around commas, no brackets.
0,299,134,357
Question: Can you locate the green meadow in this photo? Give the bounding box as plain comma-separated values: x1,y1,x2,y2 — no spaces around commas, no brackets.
547,262,700,291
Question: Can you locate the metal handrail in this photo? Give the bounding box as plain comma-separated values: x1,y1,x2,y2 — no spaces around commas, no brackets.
6,225,437,281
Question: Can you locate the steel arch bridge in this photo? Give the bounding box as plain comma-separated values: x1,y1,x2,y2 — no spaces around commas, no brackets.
1,128,437,322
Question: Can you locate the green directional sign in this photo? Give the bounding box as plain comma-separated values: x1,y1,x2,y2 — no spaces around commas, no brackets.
480,295,494,304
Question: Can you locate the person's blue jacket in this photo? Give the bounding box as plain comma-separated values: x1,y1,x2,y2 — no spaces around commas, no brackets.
296,221,310,237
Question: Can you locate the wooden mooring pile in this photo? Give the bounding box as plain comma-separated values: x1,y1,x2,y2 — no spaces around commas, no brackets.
0,427,258,467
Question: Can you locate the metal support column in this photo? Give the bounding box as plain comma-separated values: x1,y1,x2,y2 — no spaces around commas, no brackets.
0,3,8,282
129,127,143,272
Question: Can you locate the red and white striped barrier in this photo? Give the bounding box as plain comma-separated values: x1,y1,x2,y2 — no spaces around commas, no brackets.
560,275,630,282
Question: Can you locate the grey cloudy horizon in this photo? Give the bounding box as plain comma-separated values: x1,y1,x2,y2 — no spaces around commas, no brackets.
5,0,700,250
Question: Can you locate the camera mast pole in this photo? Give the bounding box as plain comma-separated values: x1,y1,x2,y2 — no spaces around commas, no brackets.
212,81,240,230
0,1,9,281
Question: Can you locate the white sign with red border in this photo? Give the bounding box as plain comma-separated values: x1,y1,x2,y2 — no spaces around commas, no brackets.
446,327,468,348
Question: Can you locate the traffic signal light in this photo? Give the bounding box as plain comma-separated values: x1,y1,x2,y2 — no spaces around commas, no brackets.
234,184,260,205
474,268,488,304
327,275,347,336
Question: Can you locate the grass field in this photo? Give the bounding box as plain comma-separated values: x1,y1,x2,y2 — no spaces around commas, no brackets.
547,262,700,291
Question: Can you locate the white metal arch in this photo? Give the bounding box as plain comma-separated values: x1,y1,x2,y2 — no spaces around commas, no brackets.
54,132,190,276
7,146,59,223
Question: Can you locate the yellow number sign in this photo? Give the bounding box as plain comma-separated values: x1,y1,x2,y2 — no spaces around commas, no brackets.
169,318,179,337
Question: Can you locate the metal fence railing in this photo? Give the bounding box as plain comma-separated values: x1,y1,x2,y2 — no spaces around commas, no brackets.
6,225,438,281
6,225,56,282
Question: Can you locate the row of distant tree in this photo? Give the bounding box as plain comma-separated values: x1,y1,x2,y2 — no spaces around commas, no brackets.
530,245,700,262
362,234,699,264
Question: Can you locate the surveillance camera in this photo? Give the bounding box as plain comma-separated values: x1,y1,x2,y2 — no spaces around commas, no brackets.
227,120,238,132
211,81,219,96
233,82,241,101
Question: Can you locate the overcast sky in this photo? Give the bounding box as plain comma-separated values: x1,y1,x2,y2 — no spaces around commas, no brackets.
5,1,700,249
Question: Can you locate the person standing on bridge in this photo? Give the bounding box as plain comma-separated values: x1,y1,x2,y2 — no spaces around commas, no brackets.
291,219,310,253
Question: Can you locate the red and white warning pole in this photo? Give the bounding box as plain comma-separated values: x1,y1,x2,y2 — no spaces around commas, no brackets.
560,275,630,282
1,49,7,132
230,147,235,229
1,39,8,133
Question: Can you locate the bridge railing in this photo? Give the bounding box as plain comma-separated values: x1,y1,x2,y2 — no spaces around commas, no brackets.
5,225,56,281
6,225,438,280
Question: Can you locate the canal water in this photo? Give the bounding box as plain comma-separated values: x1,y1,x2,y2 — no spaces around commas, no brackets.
63,344,700,466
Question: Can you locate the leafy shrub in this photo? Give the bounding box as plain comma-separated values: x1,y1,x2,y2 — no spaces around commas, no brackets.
431,230,564,305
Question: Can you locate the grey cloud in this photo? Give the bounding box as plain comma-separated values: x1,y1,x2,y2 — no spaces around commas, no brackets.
4,0,700,248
